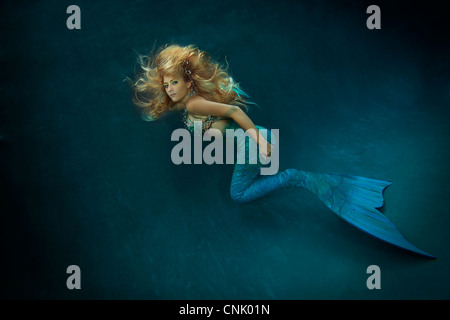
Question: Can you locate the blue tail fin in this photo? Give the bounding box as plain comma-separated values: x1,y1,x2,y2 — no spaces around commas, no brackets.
303,172,435,258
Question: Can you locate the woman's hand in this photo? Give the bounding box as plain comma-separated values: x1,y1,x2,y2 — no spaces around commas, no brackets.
258,138,272,160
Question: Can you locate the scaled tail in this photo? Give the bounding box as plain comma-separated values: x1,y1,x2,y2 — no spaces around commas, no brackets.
300,172,435,258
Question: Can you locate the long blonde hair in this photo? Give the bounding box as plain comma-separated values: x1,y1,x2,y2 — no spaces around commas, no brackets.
129,44,251,120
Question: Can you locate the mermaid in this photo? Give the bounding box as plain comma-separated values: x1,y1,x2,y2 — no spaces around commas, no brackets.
129,44,434,258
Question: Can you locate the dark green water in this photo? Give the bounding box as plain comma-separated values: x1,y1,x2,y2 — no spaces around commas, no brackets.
1,0,449,299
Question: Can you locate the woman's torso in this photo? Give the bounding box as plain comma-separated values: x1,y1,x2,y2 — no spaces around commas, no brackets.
183,94,243,137
184,109,233,137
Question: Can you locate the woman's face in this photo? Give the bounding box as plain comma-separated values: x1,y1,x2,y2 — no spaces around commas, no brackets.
163,74,191,103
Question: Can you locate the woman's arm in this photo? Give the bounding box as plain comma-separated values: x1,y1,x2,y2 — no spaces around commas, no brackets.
186,96,272,157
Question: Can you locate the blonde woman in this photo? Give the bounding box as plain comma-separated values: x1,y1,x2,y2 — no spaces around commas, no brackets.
129,44,434,258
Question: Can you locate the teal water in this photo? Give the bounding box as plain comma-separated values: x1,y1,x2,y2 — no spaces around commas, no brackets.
1,0,449,299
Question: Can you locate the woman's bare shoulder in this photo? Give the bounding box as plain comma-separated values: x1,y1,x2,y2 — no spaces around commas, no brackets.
186,94,206,105
185,95,208,112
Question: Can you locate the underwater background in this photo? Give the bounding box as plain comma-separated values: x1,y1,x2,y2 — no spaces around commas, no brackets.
1,0,449,299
